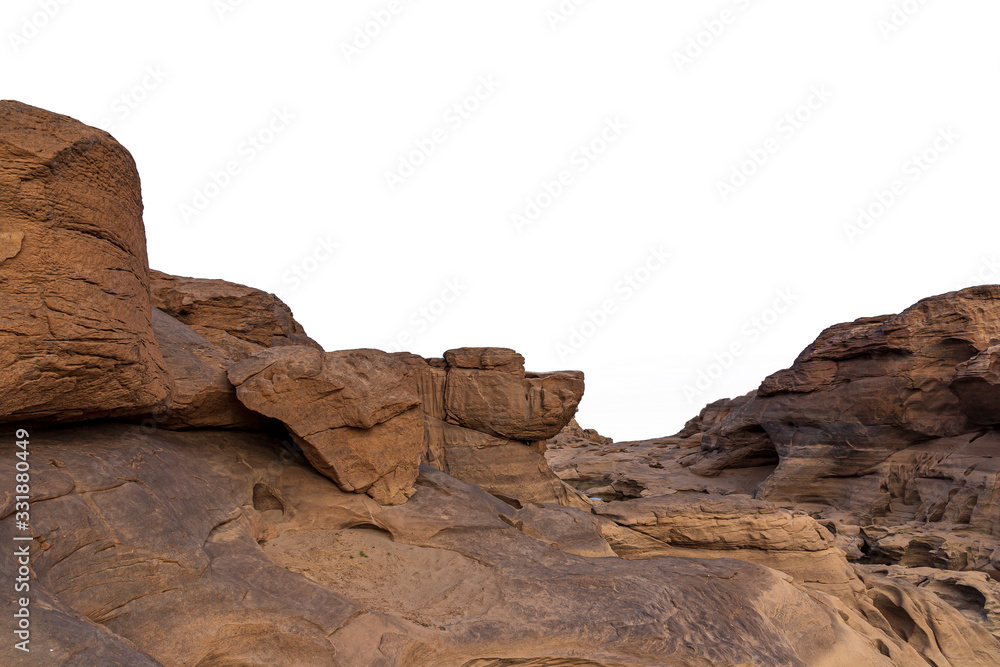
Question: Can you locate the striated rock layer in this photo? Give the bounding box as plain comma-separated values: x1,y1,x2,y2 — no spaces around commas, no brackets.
3,102,999,666
6,424,994,666
551,287,1000,652
0,100,169,424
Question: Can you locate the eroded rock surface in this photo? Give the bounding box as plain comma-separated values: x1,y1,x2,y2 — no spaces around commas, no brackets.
551,288,1000,653
0,100,169,424
399,350,591,509
7,424,990,666
151,307,266,430
228,346,424,505
150,270,320,362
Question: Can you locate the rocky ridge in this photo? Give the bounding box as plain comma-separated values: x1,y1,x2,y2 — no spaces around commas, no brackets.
1,100,997,665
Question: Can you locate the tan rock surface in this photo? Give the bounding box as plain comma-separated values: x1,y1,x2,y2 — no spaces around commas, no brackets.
6,424,981,666
150,270,320,362
228,346,424,504
151,307,266,430
0,100,169,424
397,351,591,509
596,494,865,601
443,347,585,441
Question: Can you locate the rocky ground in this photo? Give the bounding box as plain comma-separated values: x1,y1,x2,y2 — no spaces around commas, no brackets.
1,100,998,665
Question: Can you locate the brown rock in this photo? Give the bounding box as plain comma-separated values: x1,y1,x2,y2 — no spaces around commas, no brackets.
150,270,320,362
424,416,592,511
951,345,1000,425
228,346,423,504
0,100,169,424
691,287,1000,505
596,493,865,602
151,308,266,430
8,422,983,666
443,347,584,441
397,350,591,509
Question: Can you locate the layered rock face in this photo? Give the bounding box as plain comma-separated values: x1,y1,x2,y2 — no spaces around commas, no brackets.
551,287,1000,654
150,270,321,362
399,349,592,510
228,346,424,505
6,425,959,667
4,103,999,666
0,100,169,424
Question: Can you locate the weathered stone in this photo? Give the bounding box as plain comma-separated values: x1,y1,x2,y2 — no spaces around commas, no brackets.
951,345,1000,425
6,424,979,667
228,346,423,504
596,493,865,602
443,347,584,441
150,270,320,362
0,100,169,424
151,307,266,430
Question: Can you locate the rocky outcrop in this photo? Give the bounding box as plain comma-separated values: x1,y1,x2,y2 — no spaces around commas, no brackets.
693,287,1000,494
0,100,169,424
547,417,614,448
551,287,1000,648
6,102,999,666
150,270,320,362
442,347,585,441
399,350,591,510
151,308,266,430
228,346,424,505
7,423,991,666
951,345,1000,425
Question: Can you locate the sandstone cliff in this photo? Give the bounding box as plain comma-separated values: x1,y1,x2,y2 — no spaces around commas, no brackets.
2,101,997,666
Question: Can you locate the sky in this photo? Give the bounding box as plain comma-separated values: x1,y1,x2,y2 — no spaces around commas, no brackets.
3,1,999,440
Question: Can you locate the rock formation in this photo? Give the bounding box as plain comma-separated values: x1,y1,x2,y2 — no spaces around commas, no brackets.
399,350,592,510
550,287,1000,659
228,346,424,505
3,101,999,666
0,100,169,425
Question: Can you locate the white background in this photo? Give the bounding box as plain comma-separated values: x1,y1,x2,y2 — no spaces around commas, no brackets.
4,1,998,440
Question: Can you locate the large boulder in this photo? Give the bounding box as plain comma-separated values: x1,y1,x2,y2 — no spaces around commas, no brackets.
228,346,423,505
693,287,1000,503
397,350,590,509
0,100,169,424
443,347,585,441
